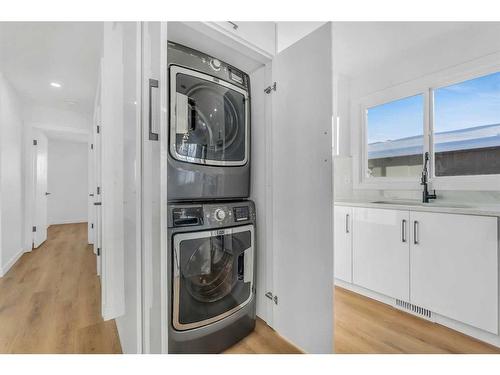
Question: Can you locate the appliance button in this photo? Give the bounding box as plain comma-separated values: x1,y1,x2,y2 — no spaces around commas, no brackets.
214,208,226,221
210,58,221,71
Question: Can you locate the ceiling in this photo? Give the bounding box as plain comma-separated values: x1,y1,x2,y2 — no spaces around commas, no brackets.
0,22,102,117
332,22,500,77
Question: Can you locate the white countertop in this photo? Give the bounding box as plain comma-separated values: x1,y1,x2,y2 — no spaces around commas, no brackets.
334,199,500,217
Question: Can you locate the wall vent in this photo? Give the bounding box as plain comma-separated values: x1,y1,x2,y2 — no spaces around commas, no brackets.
395,299,432,319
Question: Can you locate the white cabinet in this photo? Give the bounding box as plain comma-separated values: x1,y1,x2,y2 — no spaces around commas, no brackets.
209,22,276,57
334,206,352,282
352,207,410,301
410,211,498,334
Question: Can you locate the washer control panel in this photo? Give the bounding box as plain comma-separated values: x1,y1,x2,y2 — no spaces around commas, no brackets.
168,201,255,229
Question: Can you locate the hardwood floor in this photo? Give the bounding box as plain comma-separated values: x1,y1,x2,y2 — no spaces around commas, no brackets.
334,286,500,354
3,223,498,354
0,223,121,354
224,318,303,354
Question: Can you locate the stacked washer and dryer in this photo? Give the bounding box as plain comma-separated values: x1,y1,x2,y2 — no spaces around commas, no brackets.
167,42,256,353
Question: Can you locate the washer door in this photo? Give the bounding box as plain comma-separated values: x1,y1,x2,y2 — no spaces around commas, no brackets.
172,225,254,331
169,66,249,166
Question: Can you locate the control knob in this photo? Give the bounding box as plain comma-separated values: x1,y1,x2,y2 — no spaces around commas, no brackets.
210,58,222,71
214,208,226,221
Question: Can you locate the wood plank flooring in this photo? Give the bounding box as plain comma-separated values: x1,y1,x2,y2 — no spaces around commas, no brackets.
224,317,303,354
2,223,499,354
334,286,500,354
0,223,121,354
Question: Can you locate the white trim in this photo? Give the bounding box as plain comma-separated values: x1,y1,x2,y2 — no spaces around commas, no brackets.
202,22,274,61
0,248,25,277
353,52,500,192
160,20,169,354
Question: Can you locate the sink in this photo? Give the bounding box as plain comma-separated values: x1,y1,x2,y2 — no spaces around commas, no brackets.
371,200,422,206
371,200,473,209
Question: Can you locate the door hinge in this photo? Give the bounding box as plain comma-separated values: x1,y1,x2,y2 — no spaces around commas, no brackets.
32,226,37,232
265,291,278,305
90,143,94,150
97,247,101,256
91,223,94,229
97,186,101,195
264,82,277,94
33,139,38,146
96,125,100,134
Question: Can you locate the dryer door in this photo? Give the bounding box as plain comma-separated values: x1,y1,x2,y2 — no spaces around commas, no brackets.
169,66,249,166
172,225,254,331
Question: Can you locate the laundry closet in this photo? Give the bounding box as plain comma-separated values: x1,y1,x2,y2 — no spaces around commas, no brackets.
101,21,335,354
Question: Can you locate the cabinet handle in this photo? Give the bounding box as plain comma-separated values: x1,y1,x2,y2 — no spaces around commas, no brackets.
227,21,239,30
346,214,350,233
413,220,419,244
148,78,159,141
401,219,407,243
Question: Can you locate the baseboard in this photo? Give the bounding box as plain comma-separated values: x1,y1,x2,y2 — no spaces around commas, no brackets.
335,279,500,349
49,220,88,225
0,248,25,277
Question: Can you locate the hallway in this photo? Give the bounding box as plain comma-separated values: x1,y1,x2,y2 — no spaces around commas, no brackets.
0,223,121,353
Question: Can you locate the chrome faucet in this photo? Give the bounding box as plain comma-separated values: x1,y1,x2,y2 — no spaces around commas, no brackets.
421,152,437,203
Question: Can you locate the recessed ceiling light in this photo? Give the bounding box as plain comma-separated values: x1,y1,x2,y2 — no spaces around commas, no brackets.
50,82,62,88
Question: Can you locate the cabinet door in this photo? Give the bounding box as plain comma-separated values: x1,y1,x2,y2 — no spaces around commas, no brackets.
334,206,352,282
353,207,410,300
410,211,498,334
271,23,333,353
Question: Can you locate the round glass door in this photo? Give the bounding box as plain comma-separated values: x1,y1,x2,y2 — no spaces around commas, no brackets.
173,227,254,330
184,236,236,303
172,70,247,165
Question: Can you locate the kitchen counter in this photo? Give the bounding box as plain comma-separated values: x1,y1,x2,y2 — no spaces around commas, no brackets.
335,199,500,217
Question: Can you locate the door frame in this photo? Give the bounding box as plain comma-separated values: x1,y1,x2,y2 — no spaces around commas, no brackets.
31,129,48,249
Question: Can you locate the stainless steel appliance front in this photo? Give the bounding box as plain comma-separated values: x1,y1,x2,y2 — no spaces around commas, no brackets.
172,224,254,331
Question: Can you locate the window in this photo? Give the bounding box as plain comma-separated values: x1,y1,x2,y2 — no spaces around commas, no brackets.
433,72,500,176
361,69,500,189
366,94,424,178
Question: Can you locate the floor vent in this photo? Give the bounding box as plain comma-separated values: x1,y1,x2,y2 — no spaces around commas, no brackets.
395,299,432,319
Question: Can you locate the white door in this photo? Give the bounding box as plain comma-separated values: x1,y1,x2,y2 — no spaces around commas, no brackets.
352,207,410,301
410,211,498,334
33,131,48,248
272,23,333,353
94,101,102,276
334,206,352,283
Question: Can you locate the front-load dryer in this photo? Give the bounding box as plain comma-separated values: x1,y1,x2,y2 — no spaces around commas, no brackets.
168,42,251,201
167,200,256,353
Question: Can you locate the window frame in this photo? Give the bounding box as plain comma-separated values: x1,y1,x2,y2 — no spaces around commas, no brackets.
355,59,500,192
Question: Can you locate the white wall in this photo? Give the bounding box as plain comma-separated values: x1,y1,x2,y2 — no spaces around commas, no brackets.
22,104,92,247
276,22,326,53
0,72,25,276
47,139,88,225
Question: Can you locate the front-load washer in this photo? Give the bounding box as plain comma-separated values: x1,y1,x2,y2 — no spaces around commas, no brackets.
167,200,256,353
168,42,251,201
